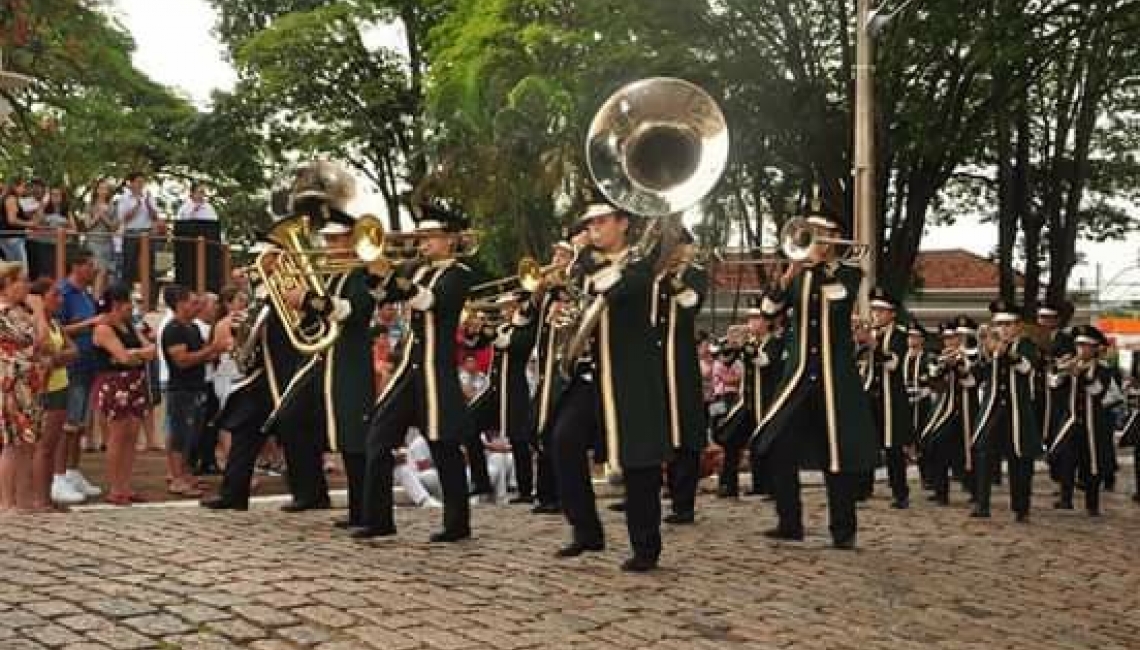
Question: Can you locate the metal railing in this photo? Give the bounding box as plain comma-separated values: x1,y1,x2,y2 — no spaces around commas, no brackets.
0,228,234,311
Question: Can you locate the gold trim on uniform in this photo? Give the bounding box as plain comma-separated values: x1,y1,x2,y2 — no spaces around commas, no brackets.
323,273,350,450
819,281,840,473
753,269,811,438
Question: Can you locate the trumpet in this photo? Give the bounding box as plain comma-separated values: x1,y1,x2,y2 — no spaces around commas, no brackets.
1053,355,1095,376
780,217,869,263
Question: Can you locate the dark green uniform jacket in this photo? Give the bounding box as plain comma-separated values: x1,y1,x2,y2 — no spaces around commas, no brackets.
1047,361,1114,477
973,336,1041,459
321,268,377,454
867,323,914,449
751,261,878,473
373,259,472,442
587,248,670,470
920,352,980,471
652,262,708,452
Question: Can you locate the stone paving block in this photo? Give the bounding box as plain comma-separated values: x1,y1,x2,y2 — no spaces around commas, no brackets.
24,600,85,619
85,599,157,620
83,628,157,650
121,614,197,637
26,624,84,648
275,625,332,647
56,615,116,633
231,604,299,627
162,604,232,625
205,618,268,642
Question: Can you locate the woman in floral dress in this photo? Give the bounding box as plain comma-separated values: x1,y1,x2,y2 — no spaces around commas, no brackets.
91,283,156,505
0,261,48,512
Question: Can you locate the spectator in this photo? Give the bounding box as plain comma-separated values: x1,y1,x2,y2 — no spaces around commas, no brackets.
0,261,47,512
173,183,223,292
161,285,220,497
115,172,164,304
456,311,493,373
83,178,119,295
54,250,103,504
392,429,443,508
91,283,157,505
30,187,78,279
2,178,33,264
29,278,77,512
193,291,221,475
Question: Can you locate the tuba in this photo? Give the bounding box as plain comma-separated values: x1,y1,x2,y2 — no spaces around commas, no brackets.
558,78,729,378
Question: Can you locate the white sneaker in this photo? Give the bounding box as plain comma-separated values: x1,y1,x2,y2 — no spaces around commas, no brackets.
66,470,103,497
51,476,86,505
419,497,443,509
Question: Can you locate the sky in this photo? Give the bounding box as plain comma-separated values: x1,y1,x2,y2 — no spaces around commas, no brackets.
108,0,1138,295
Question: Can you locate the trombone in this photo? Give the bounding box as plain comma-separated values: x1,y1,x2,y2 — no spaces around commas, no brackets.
779,217,869,263
470,256,565,297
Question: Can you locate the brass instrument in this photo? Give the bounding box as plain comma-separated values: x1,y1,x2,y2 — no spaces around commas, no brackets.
231,296,268,375
1053,355,1096,376
779,217,869,263
470,256,563,296
558,77,729,378
257,214,398,354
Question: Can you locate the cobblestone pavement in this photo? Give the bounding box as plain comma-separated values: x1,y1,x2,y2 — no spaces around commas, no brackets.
2,477,1139,650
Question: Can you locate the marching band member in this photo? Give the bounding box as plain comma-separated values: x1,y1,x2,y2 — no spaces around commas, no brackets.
202,237,327,512
919,317,980,505
527,237,580,513
310,216,378,528
970,300,1040,522
712,305,782,498
749,214,878,549
354,204,473,542
653,229,708,524
866,288,914,509
1037,301,1074,483
1047,325,1113,516
904,319,932,440
465,291,538,503
550,202,669,572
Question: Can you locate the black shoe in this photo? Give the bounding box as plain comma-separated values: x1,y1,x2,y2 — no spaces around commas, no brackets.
620,556,658,572
763,527,804,541
280,499,331,513
199,496,248,512
1087,507,1101,517
555,541,604,557
890,497,910,510
1053,500,1074,510
663,513,694,525
532,502,561,515
509,496,534,505
716,486,738,499
1132,493,1140,504
429,528,471,543
1014,511,1030,523
607,502,626,513
333,518,358,530
349,525,397,539
969,507,990,518
832,534,857,550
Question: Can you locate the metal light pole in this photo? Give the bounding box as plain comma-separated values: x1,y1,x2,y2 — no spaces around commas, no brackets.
853,0,878,317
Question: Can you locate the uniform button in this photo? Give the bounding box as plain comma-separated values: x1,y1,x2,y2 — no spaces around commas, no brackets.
412,364,420,370
810,319,818,326
810,347,819,354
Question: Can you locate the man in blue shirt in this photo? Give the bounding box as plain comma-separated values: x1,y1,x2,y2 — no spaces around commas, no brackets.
54,250,104,504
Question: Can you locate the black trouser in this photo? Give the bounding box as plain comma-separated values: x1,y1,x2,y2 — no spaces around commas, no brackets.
363,379,469,534
510,437,535,499
761,387,857,543
718,413,752,495
217,422,267,507
1054,434,1101,512
973,408,1033,515
535,439,559,506
341,452,366,526
193,390,221,472
623,466,663,561
885,446,910,503
925,424,971,502
667,447,701,518
275,410,329,506
462,405,493,495
551,382,604,546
